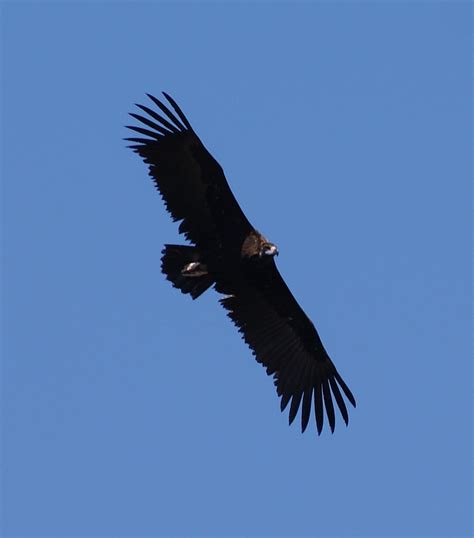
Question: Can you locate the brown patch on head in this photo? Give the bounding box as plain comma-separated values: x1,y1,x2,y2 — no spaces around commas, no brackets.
241,230,269,258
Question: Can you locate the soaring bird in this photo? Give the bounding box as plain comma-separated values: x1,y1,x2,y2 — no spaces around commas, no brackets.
126,93,356,433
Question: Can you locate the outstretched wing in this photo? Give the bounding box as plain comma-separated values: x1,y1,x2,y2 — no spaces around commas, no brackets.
218,260,356,434
126,93,253,247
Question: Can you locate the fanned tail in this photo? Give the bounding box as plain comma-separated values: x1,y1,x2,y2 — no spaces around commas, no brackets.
161,245,214,300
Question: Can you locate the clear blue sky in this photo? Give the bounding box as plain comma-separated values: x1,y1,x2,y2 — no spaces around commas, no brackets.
2,2,471,537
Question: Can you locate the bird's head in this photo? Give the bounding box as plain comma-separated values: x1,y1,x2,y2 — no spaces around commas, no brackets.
260,242,279,258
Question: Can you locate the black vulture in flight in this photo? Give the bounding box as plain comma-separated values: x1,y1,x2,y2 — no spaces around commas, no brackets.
126,93,356,434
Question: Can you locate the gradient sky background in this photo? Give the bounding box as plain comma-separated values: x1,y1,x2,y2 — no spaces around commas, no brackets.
2,2,472,537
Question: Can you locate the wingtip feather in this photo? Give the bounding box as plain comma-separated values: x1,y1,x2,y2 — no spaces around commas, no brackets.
162,91,193,131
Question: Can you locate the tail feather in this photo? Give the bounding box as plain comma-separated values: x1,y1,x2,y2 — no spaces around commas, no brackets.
161,244,213,299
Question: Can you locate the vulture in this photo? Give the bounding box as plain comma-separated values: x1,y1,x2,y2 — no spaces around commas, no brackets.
126,93,356,434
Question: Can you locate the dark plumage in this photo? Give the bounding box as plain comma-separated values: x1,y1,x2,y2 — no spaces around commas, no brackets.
126,93,356,434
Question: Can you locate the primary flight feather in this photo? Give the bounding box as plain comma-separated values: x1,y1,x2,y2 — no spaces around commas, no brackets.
126,93,356,434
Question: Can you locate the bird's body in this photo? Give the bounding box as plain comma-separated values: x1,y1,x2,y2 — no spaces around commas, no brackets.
126,93,356,433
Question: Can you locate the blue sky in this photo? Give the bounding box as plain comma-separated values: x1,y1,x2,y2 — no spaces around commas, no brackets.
2,2,471,537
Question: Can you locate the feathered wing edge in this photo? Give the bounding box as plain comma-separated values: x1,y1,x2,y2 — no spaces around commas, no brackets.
125,92,193,148
125,93,225,247
125,93,254,248
219,290,356,434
